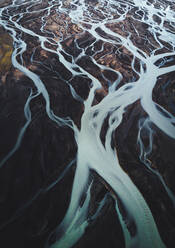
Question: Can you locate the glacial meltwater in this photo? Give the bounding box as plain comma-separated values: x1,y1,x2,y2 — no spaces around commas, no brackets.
0,1,175,248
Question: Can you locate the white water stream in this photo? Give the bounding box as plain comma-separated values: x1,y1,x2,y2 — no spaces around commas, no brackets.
0,0,175,247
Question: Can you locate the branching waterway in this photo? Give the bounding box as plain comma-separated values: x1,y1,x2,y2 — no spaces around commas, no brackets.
0,0,175,247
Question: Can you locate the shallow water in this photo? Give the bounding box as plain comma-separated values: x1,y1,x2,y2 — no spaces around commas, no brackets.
0,1,175,248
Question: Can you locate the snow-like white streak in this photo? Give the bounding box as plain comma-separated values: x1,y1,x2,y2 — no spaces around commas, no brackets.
0,0,175,247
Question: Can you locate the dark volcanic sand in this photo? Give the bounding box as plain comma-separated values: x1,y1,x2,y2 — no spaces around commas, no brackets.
0,1,175,248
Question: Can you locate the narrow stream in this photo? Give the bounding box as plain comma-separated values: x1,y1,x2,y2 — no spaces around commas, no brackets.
0,1,175,247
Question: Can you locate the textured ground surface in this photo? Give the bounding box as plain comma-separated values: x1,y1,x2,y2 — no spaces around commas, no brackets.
0,1,175,248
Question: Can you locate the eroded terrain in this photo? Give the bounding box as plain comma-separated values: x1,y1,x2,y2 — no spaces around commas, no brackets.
0,1,175,248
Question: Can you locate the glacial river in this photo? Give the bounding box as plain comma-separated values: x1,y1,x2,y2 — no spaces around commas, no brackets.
0,0,175,247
